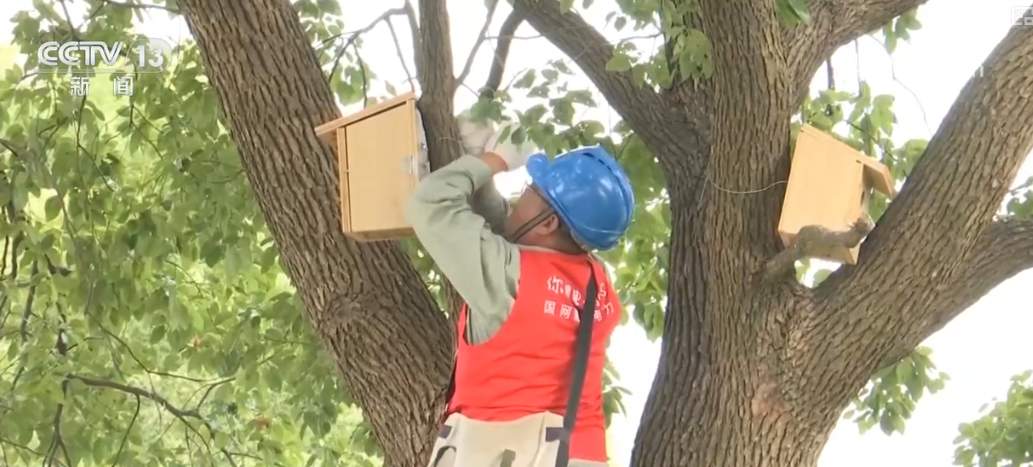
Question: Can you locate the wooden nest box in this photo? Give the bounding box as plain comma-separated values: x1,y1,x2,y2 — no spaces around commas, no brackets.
777,125,896,264
315,92,428,241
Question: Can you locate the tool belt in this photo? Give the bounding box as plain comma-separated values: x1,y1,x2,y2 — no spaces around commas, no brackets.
427,411,565,467
429,265,599,467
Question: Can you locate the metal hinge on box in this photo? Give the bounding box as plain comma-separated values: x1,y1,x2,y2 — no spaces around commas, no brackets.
411,109,431,179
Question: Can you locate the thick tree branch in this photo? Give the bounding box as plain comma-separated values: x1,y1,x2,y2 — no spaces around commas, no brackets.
804,13,1033,406
510,0,696,165
177,2,452,464
95,0,179,15
481,10,524,98
786,0,930,104
404,1,422,72
416,0,462,170
908,218,1033,346
857,218,1033,370
456,0,499,90
825,0,928,49
684,0,795,272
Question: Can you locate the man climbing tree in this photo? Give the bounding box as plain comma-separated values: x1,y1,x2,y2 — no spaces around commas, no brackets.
406,116,633,466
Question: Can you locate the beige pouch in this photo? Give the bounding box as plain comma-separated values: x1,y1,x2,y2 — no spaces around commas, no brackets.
427,412,565,467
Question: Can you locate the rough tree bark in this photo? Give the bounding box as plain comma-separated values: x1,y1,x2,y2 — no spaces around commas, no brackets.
177,1,453,465
177,0,1033,465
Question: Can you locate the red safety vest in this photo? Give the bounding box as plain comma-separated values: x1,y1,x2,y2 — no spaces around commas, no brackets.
447,249,622,462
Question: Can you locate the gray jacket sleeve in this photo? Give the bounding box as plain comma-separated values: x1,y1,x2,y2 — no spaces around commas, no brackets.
405,156,520,344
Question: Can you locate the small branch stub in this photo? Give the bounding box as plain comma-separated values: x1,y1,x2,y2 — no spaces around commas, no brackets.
776,125,896,265
763,216,874,284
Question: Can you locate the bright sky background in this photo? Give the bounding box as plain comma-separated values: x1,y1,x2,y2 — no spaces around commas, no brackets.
2,1,1031,466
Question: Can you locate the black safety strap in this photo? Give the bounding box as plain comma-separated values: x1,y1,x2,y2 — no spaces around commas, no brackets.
507,208,554,244
555,264,598,467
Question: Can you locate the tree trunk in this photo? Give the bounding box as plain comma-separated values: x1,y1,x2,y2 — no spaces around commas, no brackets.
625,1,1033,464
177,1,451,465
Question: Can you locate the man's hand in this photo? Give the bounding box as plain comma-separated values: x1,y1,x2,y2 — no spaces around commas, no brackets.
480,153,509,175
458,113,496,157
457,113,537,171
484,127,535,171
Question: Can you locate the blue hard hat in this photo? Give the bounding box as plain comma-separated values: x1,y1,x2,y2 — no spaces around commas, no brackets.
526,146,635,251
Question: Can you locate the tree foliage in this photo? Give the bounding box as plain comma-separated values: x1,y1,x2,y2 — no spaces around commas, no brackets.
954,371,1033,467
0,1,379,465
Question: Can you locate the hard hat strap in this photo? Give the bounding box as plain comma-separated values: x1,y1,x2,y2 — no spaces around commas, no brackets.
507,208,554,244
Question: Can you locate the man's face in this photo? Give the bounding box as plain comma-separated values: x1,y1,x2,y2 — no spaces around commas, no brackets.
503,185,557,245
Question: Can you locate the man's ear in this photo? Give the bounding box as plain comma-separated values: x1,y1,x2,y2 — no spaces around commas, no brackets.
539,214,562,234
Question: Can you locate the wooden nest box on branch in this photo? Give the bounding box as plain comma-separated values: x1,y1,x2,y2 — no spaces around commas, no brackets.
777,125,897,265
315,92,428,242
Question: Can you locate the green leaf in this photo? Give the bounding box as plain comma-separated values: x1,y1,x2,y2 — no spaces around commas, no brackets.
858,415,877,433
777,0,811,26
901,10,922,30
316,0,341,15
580,120,605,137
674,29,713,80
895,359,913,384
149,325,166,344
883,24,900,53
265,364,284,390
551,98,575,125
471,97,504,121
189,305,205,331
787,0,811,22
812,269,832,286
893,414,907,433
606,52,633,72
523,104,548,123
11,172,28,211
44,194,62,221
213,431,229,450
953,372,1033,465
513,70,536,89
553,60,573,75
631,64,648,88
871,95,896,135
568,90,595,105
511,127,526,145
